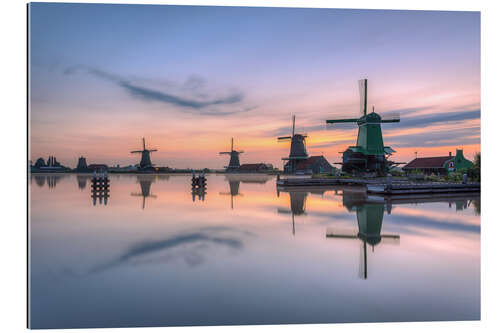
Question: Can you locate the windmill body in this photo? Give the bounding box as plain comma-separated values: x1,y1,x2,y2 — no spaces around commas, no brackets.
278,115,309,173
131,138,158,170
220,138,244,172
326,79,400,175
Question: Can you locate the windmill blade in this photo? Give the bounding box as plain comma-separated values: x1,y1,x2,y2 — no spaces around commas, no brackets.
292,115,296,137
130,150,142,153
380,111,401,124
380,235,400,245
326,226,358,238
277,136,292,141
149,149,158,152
219,151,231,155
277,208,292,214
359,242,367,279
238,150,244,153
325,118,360,124
142,137,146,150
358,78,367,117
231,137,234,151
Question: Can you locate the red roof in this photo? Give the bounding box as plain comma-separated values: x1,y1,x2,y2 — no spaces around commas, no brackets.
296,156,324,170
403,156,453,169
238,163,269,171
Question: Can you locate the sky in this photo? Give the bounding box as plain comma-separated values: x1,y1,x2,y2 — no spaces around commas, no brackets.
29,3,480,169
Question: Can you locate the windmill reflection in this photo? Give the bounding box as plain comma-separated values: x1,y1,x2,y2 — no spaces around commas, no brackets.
327,190,399,280
220,174,273,209
277,190,308,235
130,175,166,209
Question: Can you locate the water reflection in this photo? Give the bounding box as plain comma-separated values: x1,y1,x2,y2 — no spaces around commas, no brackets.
220,174,273,209
77,175,92,190
31,174,69,188
277,190,307,235
130,175,167,209
90,227,252,274
29,174,480,328
327,190,399,280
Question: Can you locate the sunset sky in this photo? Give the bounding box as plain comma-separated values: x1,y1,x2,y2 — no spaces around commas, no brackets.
29,3,480,169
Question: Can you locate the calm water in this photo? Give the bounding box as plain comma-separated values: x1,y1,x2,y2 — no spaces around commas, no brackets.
29,173,480,329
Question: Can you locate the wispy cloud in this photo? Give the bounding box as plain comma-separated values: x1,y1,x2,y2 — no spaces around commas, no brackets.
89,227,253,274
64,66,250,115
396,109,480,130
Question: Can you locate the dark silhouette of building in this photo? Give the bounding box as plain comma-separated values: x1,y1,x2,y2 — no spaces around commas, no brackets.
278,115,309,173
131,137,158,170
34,158,46,168
88,164,108,172
294,156,334,174
76,156,89,172
238,163,273,173
219,137,244,171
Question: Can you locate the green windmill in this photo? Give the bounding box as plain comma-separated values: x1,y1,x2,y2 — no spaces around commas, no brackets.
325,79,401,175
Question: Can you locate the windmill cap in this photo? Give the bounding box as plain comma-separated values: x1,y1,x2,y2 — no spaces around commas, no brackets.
364,112,381,122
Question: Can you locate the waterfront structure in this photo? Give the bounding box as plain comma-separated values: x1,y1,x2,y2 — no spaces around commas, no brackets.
88,164,108,172
294,156,334,175
76,156,89,172
219,138,243,171
238,163,273,172
325,79,401,175
278,115,308,173
402,149,473,175
31,156,69,172
131,137,158,169
278,115,333,174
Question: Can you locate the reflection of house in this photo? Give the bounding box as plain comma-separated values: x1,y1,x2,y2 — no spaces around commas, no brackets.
403,149,473,175
88,164,109,172
238,163,273,172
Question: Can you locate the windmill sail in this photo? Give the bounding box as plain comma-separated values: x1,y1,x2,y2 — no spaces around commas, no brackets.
359,79,367,117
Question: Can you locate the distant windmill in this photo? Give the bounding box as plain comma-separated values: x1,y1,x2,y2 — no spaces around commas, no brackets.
219,137,244,171
277,115,309,173
131,137,158,169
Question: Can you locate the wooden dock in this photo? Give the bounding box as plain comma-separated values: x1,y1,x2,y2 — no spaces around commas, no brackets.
276,176,480,195
366,182,480,195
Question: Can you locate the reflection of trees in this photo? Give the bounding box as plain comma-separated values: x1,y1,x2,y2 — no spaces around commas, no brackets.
33,175,45,187
471,200,480,215
31,174,69,189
